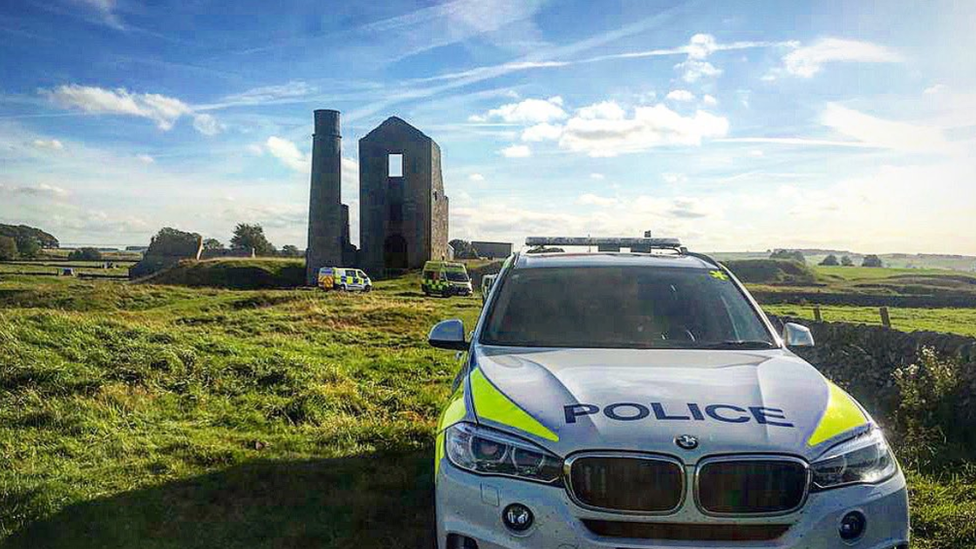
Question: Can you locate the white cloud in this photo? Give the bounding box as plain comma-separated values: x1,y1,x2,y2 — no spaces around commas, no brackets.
577,193,617,207
702,94,718,106
0,183,69,198
746,149,764,157
246,144,264,156
474,96,567,124
590,173,605,180
559,103,729,157
32,139,64,150
266,136,309,171
468,173,485,182
520,122,563,142
76,0,123,29
821,103,952,154
666,90,695,102
192,113,222,136
686,33,718,59
924,84,947,95
136,154,154,164
780,38,902,77
662,172,687,184
500,144,531,158
210,81,316,108
577,101,626,120
675,60,722,82
43,85,193,130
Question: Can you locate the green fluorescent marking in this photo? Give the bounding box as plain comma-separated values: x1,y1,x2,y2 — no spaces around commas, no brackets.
470,368,558,442
807,381,868,447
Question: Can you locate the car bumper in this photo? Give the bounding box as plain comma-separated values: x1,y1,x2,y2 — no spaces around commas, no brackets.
436,460,909,549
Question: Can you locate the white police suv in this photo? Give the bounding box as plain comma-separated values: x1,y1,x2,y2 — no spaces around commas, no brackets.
429,237,908,549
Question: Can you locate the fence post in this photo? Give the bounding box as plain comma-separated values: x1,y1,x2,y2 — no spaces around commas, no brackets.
813,305,822,322
879,306,891,328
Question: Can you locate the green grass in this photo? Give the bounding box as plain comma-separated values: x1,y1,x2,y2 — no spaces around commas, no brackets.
764,304,976,338
0,273,482,548
0,273,973,547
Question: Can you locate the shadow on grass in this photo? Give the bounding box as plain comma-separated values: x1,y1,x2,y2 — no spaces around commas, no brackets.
3,452,435,549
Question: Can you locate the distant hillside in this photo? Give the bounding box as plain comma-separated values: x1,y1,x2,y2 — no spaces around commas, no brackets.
721,259,819,285
0,224,59,248
710,251,976,272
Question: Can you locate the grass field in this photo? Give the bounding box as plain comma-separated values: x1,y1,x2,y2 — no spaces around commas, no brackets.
0,272,974,547
764,304,976,338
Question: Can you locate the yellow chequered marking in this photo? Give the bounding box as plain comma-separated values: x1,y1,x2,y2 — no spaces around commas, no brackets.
470,368,558,442
807,381,868,447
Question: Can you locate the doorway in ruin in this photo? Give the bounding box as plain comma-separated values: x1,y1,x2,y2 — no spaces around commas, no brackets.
383,234,408,269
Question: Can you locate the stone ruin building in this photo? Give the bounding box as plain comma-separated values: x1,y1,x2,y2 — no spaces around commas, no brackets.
305,109,450,284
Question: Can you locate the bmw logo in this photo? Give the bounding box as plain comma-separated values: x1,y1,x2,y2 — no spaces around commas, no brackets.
675,434,699,450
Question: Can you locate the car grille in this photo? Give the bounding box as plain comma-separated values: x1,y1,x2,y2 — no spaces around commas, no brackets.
697,458,808,515
567,455,683,513
582,519,790,541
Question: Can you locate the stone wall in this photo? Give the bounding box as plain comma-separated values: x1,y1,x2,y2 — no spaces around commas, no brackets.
768,315,976,431
755,291,976,308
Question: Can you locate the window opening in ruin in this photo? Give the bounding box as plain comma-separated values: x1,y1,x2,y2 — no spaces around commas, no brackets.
388,154,403,177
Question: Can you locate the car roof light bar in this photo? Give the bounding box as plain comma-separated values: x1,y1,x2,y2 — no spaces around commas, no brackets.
524,236,682,249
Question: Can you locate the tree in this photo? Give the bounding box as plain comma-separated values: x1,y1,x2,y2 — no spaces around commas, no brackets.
819,254,840,266
770,249,806,263
202,238,224,251
68,247,103,261
862,254,884,268
0,236,17,261
146,227,202,257
841,255,854,267
15,236,41,259
230,223,276,256
449,239,479,260
280,245,302,257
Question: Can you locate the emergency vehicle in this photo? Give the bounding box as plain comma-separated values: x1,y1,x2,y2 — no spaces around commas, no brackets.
481,273,497,304
317,267,372,292
429,236,908,549
422,261,473,297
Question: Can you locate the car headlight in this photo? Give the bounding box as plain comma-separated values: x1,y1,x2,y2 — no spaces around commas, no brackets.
445,422,563,483
811,428,898,491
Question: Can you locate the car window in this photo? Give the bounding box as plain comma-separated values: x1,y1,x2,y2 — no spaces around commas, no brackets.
480,266,775,349
445,271,469,282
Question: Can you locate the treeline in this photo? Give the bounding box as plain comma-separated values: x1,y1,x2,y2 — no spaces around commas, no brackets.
0,224,59,260
769,249,885,268
148,224,302,258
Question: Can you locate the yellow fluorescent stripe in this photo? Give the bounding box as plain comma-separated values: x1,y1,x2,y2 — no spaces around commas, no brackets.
807,381,868,447
435,431,445,475
438,384,466,432
470,368,559,442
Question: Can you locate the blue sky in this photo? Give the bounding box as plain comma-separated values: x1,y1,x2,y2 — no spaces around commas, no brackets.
1,0,974,253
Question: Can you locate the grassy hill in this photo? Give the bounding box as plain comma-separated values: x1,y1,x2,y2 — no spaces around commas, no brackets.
137,258,305,289
0,273,973,547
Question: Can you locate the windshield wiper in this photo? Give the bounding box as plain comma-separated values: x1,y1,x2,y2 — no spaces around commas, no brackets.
696,340,778,350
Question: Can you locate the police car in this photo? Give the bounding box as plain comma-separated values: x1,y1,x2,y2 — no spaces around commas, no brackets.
317,267,372,292
429,236,908,549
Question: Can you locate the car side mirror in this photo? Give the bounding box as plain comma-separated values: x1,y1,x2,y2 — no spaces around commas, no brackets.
429,319,468,350
783,322,815,347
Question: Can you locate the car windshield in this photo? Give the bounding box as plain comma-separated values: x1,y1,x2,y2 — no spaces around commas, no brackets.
480,266,776,350
446,271,469,282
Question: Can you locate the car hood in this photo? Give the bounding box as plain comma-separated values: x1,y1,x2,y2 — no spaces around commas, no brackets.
470,345,859,462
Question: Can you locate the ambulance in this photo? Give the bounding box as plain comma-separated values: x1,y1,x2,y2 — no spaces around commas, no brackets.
317,267,372,292
429,236,908,549
422,261,473,297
